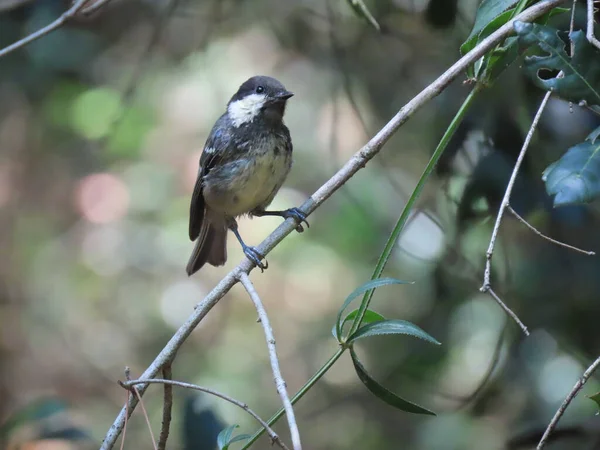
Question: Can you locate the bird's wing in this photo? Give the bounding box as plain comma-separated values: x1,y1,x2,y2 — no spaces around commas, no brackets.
189,115,231,240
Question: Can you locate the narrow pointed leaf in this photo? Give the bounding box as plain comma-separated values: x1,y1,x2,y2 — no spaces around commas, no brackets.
218,425,250,450
588,392,600,411
543,137,600,206
350,348,436,415
332,308,385,342
346,0,380,31
335,278,411,342
588,125,600,144
347,319,441,345
514,21,600,106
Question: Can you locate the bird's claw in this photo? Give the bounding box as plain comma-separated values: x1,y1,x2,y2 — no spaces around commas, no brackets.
243,246,268,272
283,207,309,233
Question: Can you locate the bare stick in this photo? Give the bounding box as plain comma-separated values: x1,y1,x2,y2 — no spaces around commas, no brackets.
157,365,173,450
132,387,158,450
119,391,129,450
99,2,567,448
480,90,553,335
81,0,114,16
537,355,600,449
0,0,88,59
587,0,600,50
238,272,302,450
121,378,290,450
508,205,595,255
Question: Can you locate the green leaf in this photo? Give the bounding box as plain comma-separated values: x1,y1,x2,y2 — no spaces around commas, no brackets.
346,0,380,31
347,319,441,346
514,21,600,106
462,0,519,56
335,278,412,343
588,392,600,410
350,348,436,415
217,425,250,450
588,125,600,144
332,308,385,342
543,134,600,206
462,6,568,80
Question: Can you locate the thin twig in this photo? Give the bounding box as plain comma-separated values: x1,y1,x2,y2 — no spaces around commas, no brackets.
131,387,158,450
121,378,290,450
480,90,554,336
508,205,595,255
157,365,173,450
587,0,600,50
81,0,114,16
537,355,600,449
238,272,302,450
119,391,129,450
0,0,88,59
487,287,528,334
99,2,567,448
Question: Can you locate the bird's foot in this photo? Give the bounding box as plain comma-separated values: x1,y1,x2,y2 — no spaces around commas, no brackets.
282,207,310,233
243,245,268,272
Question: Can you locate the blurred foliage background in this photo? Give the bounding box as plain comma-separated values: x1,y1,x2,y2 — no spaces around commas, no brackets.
1,0,600,449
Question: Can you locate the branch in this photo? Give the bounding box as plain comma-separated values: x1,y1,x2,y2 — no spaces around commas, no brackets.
81,0,114,16
121,378,290,450
508,205,595,255
238,272,301,450
587,0,600,50
537,355,600,449
480,90,553,336
157,365,173,450
0,0,89,59
99,1,567,448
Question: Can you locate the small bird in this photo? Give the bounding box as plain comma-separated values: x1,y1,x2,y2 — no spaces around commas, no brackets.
186,75,307,275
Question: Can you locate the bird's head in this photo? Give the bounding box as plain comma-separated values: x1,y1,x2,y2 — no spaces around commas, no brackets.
227,75,293,127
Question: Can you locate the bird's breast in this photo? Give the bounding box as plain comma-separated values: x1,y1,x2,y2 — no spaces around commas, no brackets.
203,140,291,217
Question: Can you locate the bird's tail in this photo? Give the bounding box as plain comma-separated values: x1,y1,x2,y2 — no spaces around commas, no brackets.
186,218,227,276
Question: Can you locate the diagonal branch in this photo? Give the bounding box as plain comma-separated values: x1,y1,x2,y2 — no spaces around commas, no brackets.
99,1,567,448
480,90,554,336
121,378,290,450
238,272,301,450
0,0,89,59
537,355,600,449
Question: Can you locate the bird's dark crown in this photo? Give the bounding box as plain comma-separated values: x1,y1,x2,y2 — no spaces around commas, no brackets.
229,76,293,103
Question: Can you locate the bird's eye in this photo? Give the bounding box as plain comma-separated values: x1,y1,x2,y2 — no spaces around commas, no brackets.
256,86,264,94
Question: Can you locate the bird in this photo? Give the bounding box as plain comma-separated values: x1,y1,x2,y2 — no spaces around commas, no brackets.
186,75,308,276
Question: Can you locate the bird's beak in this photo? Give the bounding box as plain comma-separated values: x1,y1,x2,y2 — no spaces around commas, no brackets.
276,90,294,100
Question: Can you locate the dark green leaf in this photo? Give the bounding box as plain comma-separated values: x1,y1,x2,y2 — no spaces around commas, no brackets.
543,135,600,206
347,319,441,346
588,392,600,410
462,0,519,55
350,348,436,415
462,7,568,80
332,308,385,342
346,0,380,31
335,278,412,343
217,425,250,450
514,21,600,106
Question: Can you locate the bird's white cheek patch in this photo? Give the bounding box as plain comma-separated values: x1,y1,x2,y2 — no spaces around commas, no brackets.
228,94,266,127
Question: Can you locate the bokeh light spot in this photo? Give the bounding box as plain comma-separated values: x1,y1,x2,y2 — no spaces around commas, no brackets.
76,173,129,224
